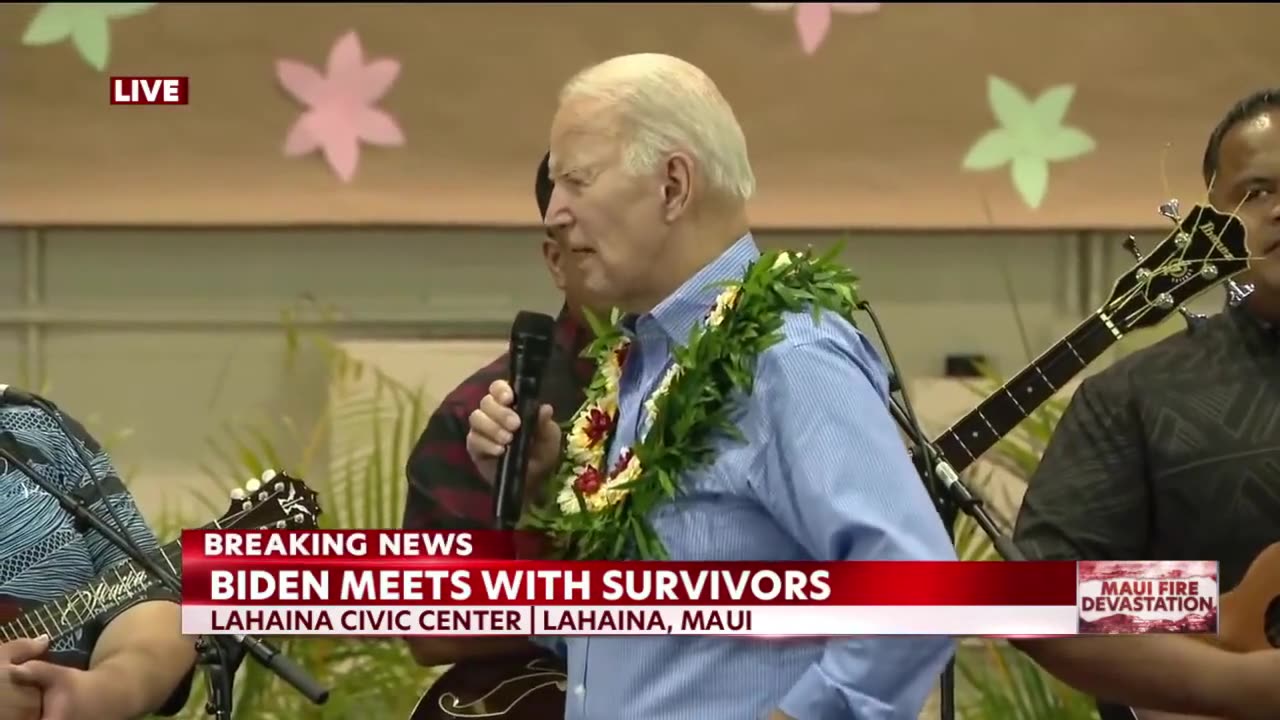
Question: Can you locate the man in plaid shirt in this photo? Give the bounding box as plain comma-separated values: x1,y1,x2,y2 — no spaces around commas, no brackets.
402,152,596,666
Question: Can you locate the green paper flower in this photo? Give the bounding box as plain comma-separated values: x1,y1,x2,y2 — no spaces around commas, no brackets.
962,76,1096,209
21,3,156,72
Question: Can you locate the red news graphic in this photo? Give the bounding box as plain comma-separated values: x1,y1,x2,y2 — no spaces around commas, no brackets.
110,76,190,105
178,530,1218,638
1076,560,1218,634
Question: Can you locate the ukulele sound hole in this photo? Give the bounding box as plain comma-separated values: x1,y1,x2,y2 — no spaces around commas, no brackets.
1265,597,1280,648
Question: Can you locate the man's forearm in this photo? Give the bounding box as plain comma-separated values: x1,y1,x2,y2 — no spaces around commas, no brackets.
1012,636,1246,716
90,600,196,719
778,636,954,720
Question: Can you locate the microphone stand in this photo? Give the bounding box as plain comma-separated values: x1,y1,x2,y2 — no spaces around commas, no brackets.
851,302,1025,720
885,394,1025,563
0,434,329,717
196,636,240,720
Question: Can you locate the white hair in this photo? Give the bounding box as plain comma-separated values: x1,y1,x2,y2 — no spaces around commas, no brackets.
559,53,756,202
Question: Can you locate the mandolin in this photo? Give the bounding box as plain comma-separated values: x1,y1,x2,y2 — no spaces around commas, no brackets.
0,469,322,644
408,201,1250,720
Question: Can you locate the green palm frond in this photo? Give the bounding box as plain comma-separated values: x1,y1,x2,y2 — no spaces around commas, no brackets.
157,304,440,719
959,640,1100,720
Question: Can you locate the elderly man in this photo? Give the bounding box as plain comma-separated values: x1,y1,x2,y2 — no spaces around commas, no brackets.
465,53,956,720
403,152,595,668
0,402,195,720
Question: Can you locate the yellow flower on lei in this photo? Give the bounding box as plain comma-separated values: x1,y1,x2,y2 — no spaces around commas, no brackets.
593,454,643,510
643,364,683,423
565,418,602,464
556,453,643,515
705,284,742,329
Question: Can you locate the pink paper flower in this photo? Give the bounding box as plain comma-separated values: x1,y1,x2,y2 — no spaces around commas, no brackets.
276,30,405,182
751,3,881,55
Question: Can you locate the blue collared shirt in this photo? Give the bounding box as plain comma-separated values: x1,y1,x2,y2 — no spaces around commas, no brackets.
551,235,957,719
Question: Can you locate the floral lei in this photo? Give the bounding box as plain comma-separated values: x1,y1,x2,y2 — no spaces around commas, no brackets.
522,247,861,561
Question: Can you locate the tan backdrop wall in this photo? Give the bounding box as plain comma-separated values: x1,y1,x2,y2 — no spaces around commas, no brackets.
3,2,1277,229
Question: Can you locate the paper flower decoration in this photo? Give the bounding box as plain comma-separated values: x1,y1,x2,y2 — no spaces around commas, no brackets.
21,3,156,72
751,3,881,55
276,30,405,183
962,76,1096,209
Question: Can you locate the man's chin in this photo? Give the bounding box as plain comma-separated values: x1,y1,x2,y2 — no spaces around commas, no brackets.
582,280,624,311
1250,265,1280,292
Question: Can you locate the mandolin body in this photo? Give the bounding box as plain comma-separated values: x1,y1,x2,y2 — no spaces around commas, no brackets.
411,652,568,720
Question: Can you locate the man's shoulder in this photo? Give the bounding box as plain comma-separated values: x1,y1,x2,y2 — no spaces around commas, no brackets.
0,405,68,458
757,309,888,394
1078,311,1232,397
770,309,877,362
0,403,58,429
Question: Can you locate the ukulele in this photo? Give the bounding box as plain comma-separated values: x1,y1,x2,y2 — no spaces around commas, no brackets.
1127,540,1280,720
0,469,322,644
408,202,1251,720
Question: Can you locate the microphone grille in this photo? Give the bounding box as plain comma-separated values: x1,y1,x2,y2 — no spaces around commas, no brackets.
511,311,556,344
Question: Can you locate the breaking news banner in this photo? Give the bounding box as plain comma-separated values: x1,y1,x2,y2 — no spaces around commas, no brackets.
177,530,1219,638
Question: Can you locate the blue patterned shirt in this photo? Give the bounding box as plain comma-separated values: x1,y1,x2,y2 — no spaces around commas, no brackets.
547,235,957,719
0,404,174,669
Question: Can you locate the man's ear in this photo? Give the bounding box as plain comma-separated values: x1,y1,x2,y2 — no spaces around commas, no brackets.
542,237,567,291
661,152,695,222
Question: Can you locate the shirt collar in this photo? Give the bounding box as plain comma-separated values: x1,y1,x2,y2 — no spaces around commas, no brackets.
631,233,760,344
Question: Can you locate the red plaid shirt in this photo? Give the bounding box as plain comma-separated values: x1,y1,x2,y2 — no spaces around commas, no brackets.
402,306,596,530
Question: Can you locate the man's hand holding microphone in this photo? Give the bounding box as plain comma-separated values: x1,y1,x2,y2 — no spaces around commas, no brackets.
465,378,561,491
469,310,560,530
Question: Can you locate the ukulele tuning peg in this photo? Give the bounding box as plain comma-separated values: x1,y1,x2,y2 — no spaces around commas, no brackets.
1227,280,1256,307
1122,235,1143,259
1159,199,1181,223
244,477,261,493
229,487,246,501
1179,306,1207,329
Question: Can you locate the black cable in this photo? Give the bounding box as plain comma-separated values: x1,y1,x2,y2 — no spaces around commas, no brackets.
0,445,180,593
853,300,957,720
29,392,173,589
855,301,945,506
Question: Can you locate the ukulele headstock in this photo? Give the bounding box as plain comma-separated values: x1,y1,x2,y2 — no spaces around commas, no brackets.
1103,200,1249,334
216,469,322,531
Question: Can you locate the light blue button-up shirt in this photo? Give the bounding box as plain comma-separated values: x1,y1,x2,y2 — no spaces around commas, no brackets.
546,235,957,719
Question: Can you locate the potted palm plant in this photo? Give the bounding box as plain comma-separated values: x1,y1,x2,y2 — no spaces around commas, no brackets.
157,304,442,719
951,382,1099,720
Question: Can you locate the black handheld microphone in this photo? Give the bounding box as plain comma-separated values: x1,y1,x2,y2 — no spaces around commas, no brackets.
493,311,557,530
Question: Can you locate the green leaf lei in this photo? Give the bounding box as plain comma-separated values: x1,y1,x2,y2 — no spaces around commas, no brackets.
522,246,862,561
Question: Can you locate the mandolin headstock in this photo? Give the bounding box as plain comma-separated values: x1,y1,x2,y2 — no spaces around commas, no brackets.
214,469,322,531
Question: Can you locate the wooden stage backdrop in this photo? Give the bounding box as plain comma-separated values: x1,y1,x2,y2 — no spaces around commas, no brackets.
1,2,1277,230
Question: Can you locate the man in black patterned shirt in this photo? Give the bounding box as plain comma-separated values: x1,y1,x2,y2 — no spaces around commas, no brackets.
1012,88,1280,720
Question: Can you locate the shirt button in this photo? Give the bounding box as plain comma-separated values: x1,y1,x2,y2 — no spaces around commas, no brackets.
574,684,585,697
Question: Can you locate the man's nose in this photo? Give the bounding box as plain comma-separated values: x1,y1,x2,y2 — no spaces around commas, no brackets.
544,185,572,231
1268,194,1280,222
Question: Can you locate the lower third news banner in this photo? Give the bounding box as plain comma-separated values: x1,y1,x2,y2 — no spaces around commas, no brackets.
178,530,1220,638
